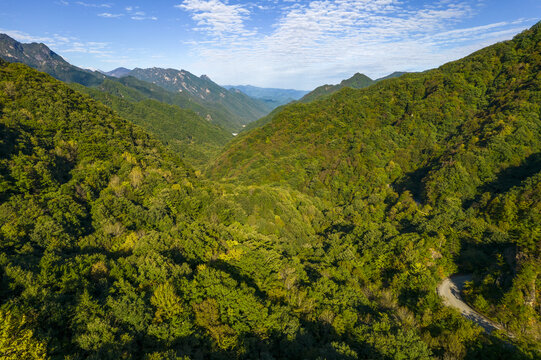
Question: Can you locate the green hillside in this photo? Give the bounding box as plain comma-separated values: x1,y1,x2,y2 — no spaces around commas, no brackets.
70,82,232,167
211,23,541,350
1,22,540,360
0,58,463,360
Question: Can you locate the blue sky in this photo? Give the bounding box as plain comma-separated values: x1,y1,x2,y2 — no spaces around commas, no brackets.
1,0,539,89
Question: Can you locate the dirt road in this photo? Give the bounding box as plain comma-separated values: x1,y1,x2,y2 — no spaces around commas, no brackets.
438,274,503,333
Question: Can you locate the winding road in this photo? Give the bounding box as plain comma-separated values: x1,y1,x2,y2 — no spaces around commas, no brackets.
438,274,503,333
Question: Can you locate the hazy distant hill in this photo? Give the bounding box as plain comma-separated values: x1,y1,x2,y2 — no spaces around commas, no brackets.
0,33,106,86
1,22,540,360
223,84,309,108
102,66,132,78
129,67,272,130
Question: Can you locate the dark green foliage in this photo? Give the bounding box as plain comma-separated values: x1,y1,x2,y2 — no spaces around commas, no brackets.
69,82,232,168
211,23,541,353
0,59,473,359
1,22,541,360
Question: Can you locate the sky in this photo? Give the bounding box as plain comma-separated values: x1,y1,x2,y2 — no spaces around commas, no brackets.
1,1,540,89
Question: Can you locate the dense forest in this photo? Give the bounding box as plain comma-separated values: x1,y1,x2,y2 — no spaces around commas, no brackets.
0,22,540,360
69,81,232,168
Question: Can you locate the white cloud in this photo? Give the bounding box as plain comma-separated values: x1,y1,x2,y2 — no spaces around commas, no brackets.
62,41,110,55
131,16,158,21
98,12,123,18
0,29,55,44
176,0,254,38
0,29,112,59
124,6,158,21
176,0,534,88
74,1,112,8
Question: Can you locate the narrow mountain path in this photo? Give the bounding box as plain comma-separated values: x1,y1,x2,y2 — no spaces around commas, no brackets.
438,274,503,333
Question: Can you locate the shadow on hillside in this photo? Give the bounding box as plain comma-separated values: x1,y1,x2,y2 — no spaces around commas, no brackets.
481,152,541,194
70,244,383,359
0,123,20,200
464,152,541,208
392,165,432,204
138,315,381,360
0,123,20,157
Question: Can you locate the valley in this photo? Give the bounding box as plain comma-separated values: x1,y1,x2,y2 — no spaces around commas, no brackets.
0,14,539,360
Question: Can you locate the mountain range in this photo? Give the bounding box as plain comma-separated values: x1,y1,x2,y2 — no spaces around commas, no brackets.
222,85,309,108
128,67,272,130
0,34,271,132
0,22,540,360
299,71,408,103
0,33,106,86
101,67,131,78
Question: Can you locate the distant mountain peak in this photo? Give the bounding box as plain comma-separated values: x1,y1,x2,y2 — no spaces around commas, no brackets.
300,72,375,103
339,72,373,87
128,66,272,131
103,67,132,78
375,71,409,82
0,33,105,86
300,71,411,103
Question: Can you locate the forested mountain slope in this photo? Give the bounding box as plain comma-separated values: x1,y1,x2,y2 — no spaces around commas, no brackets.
129,68,271,131
1,23,540,360
70,82,232,167
211,24,541,205
244,72,406,133
95,76,245,133
0,35,269,133
211,23,541,350
1,56,527,359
